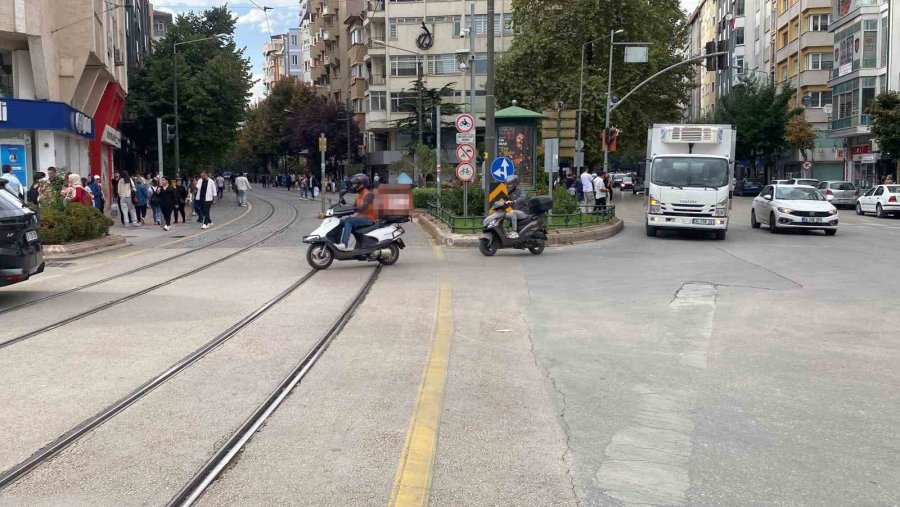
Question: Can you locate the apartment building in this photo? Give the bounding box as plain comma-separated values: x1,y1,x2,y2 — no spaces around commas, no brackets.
0,0,128,194
698,0,719,117
362,0,515,174
151,9,173,42
827,0,900,186
263,33,286,94
286,28,304,80
299,0,313,84
308,0,365,106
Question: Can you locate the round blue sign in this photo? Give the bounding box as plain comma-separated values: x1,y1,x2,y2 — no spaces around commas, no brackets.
490,157,516,183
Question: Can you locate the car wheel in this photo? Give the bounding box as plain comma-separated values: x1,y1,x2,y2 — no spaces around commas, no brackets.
646,224,657,237
769,213,779,233
877,203,886,218
824,229,837,236
751,209,761,229
714,230,726,240
856,202,864,215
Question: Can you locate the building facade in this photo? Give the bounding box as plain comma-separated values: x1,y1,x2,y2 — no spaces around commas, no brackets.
151,9,173,42
0,0,128,199
263,33,286,94
299,0,314,84
826,0,900,187
286,28,304,80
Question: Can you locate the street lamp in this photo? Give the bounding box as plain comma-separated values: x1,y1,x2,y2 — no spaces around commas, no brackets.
173,33,228,176
576,29,623,170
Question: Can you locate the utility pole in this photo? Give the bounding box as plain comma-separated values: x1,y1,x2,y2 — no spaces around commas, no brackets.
436,103,441,204
319,133,327,214
484,0,496,210
156,118,164,181
602,29,617,175
469,2,476,116
173,48,180,176
346,99,352,181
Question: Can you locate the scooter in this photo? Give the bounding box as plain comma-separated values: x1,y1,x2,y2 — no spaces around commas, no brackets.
478,195,552,257
303,191,408,270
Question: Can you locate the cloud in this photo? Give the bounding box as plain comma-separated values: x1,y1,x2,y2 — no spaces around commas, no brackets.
249,73,267,105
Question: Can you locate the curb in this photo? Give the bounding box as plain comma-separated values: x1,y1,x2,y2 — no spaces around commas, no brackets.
414,211,624,248
43,234,128,260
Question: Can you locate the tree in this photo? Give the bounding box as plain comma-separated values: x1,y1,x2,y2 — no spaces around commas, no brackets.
126,6,253,176
868,91,900,164
784,115,816,162
286,98,363,175
497,0,692,166
394,77,462,150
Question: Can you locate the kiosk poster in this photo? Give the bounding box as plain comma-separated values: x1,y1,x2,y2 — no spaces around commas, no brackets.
1,144,27,187
498,125,534,187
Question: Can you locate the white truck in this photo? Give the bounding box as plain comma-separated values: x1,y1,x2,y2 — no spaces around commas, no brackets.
644,124,736,240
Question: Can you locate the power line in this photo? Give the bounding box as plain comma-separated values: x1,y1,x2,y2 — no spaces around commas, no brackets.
52,3,123,34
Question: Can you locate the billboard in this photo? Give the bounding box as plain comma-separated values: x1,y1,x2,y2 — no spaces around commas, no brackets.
498,125,535,187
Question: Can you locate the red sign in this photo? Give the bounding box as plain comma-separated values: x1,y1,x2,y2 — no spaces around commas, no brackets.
851,145,871,156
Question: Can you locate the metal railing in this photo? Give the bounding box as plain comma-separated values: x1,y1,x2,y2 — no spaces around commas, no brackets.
427,204,616,235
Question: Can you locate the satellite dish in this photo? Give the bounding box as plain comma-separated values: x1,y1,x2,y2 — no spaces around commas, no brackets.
823,104,833,116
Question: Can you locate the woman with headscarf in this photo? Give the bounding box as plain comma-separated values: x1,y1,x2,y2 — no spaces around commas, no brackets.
60,173,90,205
174,178,188,223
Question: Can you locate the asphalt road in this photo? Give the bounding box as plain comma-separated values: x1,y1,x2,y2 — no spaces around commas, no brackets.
0,188,897,506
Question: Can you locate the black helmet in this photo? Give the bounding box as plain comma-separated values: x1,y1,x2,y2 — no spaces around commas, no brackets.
506,174,519,193
349,173,370,191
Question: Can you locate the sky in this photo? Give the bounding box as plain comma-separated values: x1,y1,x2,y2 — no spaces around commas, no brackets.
151,0,698,105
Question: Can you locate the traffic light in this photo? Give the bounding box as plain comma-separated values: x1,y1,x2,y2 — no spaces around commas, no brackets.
166,124,176,144
585,41,594,64
717,40,728,71
705,41,716,70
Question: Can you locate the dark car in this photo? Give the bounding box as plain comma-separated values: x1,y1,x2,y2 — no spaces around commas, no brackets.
0,181,44,287
735,179,764,196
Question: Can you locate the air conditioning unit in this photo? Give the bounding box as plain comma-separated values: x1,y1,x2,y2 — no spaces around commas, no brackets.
114,48,124,66
871,139,881,152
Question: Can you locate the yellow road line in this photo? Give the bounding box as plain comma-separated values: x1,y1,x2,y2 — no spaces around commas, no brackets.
389,244,452,507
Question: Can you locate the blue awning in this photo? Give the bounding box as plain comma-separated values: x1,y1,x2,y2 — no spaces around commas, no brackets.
0,98,95,140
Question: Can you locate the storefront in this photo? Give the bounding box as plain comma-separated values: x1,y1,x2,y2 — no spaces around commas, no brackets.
0,97,95,188
89,82,126,201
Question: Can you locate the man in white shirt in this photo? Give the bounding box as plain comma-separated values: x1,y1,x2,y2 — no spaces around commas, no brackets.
593,172,608,210
215,174,226,200
235,173,251,207
1,165,23,199
580,167,595,213
195,171,217,228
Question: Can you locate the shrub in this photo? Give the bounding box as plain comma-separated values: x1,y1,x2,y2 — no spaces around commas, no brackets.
438,186,484,216
412,188,437,209
552,185,579,214
37,203,113,245
37,208,72,245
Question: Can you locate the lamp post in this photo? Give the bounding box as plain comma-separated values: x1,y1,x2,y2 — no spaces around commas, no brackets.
173,33,228,176
576,29,623,170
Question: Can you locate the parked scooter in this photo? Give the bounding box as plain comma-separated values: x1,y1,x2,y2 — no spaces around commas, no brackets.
303,189,408,270
479,195,552,256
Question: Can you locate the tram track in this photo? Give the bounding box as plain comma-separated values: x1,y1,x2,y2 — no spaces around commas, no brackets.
0,196,277,317
0,195,301,350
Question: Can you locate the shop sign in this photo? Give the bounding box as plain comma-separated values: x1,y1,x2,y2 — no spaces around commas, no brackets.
862,154,876,162
72,112,93,136
839,62,852,77
0,97,94,140
102,125,121,148
851,145,870,156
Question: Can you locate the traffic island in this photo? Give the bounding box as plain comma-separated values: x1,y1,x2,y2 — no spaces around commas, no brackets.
414,211,624,248
43,234,127,260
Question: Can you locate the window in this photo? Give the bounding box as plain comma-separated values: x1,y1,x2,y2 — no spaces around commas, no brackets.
735,0,745,15
809,14,830,31
781,31,788,48
882,15,889,66
734,56,744,73
390,55,419,76
0,50,13,97
779,63,788,81
863,28,877,67
735,27,744,45
369,91,386,111
453,14,514,37
156,22,165,31
291,55,299,66
808,52,834,70
807,91,832,107
389,17,422,40
874,186,884,196
390,91,416,113
291,35,298,46
427,54,458,75
350,28,362,45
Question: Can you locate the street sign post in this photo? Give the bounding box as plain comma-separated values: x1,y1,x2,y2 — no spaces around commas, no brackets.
456,132,476,145
456,144,475,163
490,156,516,183
456,162,475,182
455,113,475,133
319,133,327,214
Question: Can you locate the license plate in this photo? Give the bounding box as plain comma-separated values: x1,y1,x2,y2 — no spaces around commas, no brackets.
25,231,38,242
801,217,822,223
692,218,715,225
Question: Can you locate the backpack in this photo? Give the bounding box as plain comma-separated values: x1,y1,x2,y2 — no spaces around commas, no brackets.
76,187,93,206
149,186,160,205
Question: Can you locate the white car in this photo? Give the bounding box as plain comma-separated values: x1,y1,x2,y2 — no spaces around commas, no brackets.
751,184,838,235
855,185,900,218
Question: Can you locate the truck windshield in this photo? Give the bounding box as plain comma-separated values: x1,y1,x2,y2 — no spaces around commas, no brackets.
651,158,729,188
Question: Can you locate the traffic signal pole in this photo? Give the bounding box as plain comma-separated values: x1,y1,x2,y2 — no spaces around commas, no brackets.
157,118,164,181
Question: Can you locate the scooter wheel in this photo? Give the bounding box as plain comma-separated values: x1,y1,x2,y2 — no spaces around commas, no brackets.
478,235,499,257
378,243,401,266
528,242,545,255
306,244,334,270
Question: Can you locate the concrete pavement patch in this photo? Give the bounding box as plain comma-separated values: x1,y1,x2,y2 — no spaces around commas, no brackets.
42,235,127,260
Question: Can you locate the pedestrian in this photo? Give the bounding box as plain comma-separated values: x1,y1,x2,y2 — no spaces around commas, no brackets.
195,171,216,229
580,167,594,213
603,172,613,202
148,178,162,225
215,173,225,200
297,174,306,200
311,174,320,199
235,172,251,207
26,173,44,205
157,176,178,231
593,171,608,211
886,174,896,184
230,173,238,194
117,172,138,226
89,175,104,211
373,173,381,188
1,164,24,200
135,177,149,223
174,179,188,223
191,176,203,221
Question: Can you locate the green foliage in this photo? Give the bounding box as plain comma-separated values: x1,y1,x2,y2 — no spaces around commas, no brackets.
395,79,462,150
552,185,579,214
412,188,437,208
784,115,817,161
498,0,692,166
126,6,253,176
36,203,112,245
414,143,437,184
438,187,485,216
868,91,900,160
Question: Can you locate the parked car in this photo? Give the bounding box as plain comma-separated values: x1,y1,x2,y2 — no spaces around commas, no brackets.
770,179,790,185
612,173,626,188
855,184,900,217
785,178,820,187
0,181,45,287
620,176,634,190
735,179,764,196
816,181,858,208
751,184,838,235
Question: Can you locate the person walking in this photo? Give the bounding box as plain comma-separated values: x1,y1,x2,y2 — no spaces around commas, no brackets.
593,171,608,211
195,171,216,229
135,177,149,223
215,173,225,200
157,177,178,231
580,167,595,213
148,178,162,225
1,164,24,200
603,172,613,202
89,175,104,211
174,179,188,223
117,172,139,226
886,174,896,184
235,172,251,207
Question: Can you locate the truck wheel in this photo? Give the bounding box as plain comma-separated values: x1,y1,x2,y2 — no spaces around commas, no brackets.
714,230,726,240
646,224,657,237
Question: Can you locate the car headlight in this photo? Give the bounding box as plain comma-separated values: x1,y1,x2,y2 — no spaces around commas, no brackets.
777,207,795,215
649,196,661,215
714,198,728,217
828,208,838,215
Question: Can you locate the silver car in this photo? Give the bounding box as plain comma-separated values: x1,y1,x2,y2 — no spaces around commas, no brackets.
816,181,858,208
786,178,820,187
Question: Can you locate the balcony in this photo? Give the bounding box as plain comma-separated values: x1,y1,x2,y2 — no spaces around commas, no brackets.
831,114,871,130
324,55,333,66
351,77,367,98
322,5,332,16
370,74,386,86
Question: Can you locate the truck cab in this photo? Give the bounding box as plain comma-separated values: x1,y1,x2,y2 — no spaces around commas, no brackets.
645,124,736,240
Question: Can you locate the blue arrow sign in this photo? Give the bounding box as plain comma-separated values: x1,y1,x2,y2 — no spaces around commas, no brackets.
490,156,516,183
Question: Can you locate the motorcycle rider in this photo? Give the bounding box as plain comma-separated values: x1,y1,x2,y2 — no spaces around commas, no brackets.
504,175,528,239
336,173,377,251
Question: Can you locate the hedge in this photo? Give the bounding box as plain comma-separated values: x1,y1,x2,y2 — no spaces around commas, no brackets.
37,203,113,245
